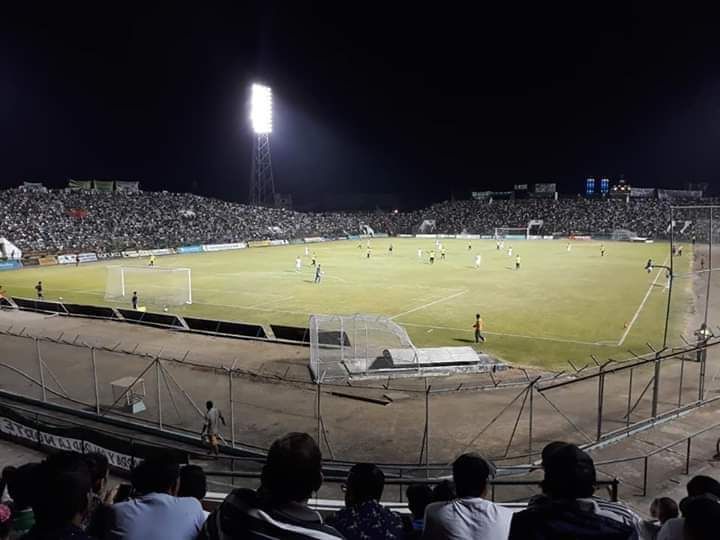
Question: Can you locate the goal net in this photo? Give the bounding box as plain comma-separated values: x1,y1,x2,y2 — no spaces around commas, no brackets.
611,229,637,241
309,314,417,382
105,267,192,306
494,227,528,240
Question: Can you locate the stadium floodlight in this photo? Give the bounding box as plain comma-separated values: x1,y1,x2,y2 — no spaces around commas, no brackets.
250,83,273,134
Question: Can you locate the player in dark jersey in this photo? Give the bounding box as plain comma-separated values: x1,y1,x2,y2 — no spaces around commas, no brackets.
35,281,43,298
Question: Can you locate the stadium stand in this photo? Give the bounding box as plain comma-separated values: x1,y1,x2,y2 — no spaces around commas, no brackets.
1,188,717,255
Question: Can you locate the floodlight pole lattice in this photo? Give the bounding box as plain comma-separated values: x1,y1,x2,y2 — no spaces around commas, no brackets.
249,133,276,206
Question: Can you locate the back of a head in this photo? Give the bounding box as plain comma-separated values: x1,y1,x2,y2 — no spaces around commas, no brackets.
653,497,679,523
34,452,92,528
3,464,40,510
178,465,207,501
541,444,596,499
452,453,493,498
687,475,720,498
683,496,720,540
261,432,322,504
406,484,433,519
540,441,569,468
84,452,109,493
346,463,384,506
131,453,180,495
432,480,456,502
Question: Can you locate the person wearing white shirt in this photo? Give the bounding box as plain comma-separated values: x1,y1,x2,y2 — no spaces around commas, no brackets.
422,453,511,540
107,455,206,540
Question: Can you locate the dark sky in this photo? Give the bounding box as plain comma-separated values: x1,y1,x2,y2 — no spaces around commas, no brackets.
1,3,719,208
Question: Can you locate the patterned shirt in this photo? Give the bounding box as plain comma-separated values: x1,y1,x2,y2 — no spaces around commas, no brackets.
328,500,404,540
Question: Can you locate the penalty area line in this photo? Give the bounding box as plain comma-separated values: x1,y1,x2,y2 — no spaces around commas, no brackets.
390,290,467,320
617,255,669,347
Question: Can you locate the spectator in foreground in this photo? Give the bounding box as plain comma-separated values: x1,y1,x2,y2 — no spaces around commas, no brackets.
1,463,39,538
430,480,456,503
403,484,432,539
81,453,110,531
23,451,94,540
657,475,720,540
683,495,720,540
0,504,12,540
178,465,210,519
327,462,403,539
106,453,206,540
422,452,511,540
200,432,343,539
641,497,678,539
509,444,635,540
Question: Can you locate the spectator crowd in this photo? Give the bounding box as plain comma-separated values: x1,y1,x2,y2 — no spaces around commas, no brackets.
1,432,718,539
1,188,716,256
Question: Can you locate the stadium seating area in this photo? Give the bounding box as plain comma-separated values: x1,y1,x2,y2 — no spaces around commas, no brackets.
1,188,716,255
1,434,718,539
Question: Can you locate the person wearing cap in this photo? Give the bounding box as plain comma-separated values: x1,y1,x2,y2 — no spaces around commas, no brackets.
509,443,636,540
422,452,511,540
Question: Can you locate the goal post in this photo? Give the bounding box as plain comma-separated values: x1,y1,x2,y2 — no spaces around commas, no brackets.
105,266,192,306
494,227,529,240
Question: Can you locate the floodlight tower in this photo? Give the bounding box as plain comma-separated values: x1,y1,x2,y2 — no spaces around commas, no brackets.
249,83,276,206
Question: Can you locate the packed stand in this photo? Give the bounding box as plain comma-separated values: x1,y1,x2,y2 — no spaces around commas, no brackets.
2,188,717,256
1,437,719,539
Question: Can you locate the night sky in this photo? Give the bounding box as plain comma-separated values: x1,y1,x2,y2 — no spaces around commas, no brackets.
1,3,719,209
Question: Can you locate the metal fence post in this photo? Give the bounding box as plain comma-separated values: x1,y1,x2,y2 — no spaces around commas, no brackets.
228,370,236,448
642,456,649,497
596,368,605,441
35,338,47,402
528,381,534,462
678,356,685,408
686,438,692,475
651,353,661,418
156,359,163,431
91,347,100,415
626,368,634,428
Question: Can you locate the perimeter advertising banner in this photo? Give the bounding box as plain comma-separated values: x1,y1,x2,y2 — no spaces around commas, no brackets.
93,180,114,192
202,243,248,252
115,181,140,192
68,179,92,190
534,183,556,193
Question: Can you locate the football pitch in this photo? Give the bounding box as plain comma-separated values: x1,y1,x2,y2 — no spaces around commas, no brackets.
0,239,693,369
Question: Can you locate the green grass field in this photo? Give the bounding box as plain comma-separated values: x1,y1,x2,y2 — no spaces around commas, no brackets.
0,239,693,369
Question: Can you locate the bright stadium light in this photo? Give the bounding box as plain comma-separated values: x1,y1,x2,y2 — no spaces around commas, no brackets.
250,83,273,134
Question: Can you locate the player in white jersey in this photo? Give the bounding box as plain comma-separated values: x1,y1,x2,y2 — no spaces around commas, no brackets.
567,243,572,252
417,248,423,259
304,246,309,257
507,246,513,257
474,254,482,268
295,256,302,272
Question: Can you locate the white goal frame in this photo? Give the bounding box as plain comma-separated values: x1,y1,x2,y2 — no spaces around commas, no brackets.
494,227,529,239
105,266,193,305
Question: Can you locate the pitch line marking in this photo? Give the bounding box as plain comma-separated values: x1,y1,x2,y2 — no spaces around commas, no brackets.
400,322,614,347
617,255,670,347
390,290,467,320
